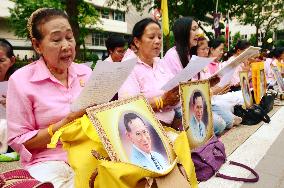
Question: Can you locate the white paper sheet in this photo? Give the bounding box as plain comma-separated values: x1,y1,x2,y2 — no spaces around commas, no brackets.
161,56,215,91
70,57,137,112
217,68,236,87
212,46,260,77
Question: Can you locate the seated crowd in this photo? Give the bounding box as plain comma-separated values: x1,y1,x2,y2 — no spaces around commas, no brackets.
1,7,284,188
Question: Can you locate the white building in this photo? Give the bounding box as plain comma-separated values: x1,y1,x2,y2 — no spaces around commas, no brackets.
84,0,151,59
227,3,284,46
202,3,284,47
0,0,34,59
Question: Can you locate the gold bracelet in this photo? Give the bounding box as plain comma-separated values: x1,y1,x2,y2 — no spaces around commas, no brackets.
47,124,54,137
154,97,160,110
159,97,164,109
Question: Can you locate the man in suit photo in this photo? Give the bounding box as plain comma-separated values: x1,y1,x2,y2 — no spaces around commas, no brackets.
124,112,169,172
242,76,252,107
189,91,207,142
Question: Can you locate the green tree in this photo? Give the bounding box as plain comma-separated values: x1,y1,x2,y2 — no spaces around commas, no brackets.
232,0,284,46
9,0,100,59
231,31,241,49
249,34,257,46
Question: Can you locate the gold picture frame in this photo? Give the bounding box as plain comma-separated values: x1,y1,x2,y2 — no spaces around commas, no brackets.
180,80,213,149
251,62,266,104
257,68,267,101
86,95,176,173
239,71,253,108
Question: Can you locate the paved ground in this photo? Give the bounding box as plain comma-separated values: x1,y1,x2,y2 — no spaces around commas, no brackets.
200,106,284,188
241,127,284,188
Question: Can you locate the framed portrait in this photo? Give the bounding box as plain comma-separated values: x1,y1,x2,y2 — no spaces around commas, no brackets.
180,80,213,149
239,71,253,108
86,95,176,174
271,65,284,92
251,62,266,104
257,68,267,101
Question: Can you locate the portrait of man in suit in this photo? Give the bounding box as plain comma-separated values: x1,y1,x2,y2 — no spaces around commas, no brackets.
124,112,169,172
189,91,207,142
272,66,284,91
241,76,252,107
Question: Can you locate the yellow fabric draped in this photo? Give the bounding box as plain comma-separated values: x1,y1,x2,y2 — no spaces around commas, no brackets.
251,61,265,104
48,115,198,188
276,60,284,74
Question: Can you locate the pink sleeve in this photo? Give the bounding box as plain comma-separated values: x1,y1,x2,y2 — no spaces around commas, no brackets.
163,48,183,75
118,71,141,99
6,76,39,162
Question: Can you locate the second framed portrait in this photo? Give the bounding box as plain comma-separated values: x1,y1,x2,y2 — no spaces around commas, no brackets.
239,71,253,108
271,65,284,92
180,80,213,149
258,69,267,100
86,95,176,174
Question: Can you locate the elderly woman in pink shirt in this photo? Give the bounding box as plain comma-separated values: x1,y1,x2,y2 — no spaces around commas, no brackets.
6,8,92,187
118,18,180,126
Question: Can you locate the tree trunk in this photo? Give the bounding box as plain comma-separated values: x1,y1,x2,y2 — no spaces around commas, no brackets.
65,0,81,59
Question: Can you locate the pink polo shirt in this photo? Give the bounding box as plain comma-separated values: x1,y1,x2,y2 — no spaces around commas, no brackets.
163,47,211,80
207,61,221,75
104,56,114,62
123,49,137,61
6,58,92,168
118,57,175,124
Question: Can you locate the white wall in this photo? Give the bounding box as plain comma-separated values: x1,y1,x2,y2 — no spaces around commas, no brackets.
95,18,127,33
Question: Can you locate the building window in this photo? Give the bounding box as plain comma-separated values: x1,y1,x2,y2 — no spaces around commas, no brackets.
241,34,248,40
114,11,125,22
101,9,110,19
92,32,109,46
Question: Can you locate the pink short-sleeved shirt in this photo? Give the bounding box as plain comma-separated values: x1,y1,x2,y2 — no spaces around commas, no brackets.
104,56,114,62
123,49,137,61
7,58,92,168
118,57,175,124
207,61,221,75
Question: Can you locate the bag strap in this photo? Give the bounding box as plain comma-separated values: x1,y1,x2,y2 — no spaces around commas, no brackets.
215,161,259,183
256,105,270,123
261,112,270,123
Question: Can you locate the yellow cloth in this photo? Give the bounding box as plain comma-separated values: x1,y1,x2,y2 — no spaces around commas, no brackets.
276,60,284,73
251,62,265,104
161,0,169,36
48,115,197,188
48,115,107,188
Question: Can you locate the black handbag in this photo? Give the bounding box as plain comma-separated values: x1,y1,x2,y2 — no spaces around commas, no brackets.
259,94,275,113
233,104,270,125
